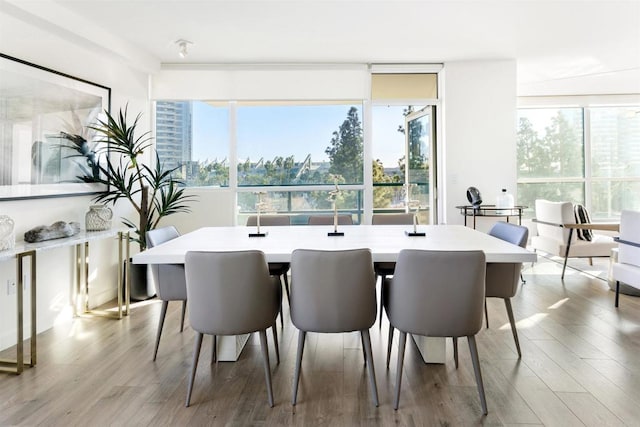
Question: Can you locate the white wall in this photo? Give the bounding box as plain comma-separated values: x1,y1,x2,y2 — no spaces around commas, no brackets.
441,60,517,230
0,10,151,350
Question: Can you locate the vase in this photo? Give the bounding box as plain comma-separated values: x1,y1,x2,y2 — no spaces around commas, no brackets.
0,215,15,250
85,205,113,231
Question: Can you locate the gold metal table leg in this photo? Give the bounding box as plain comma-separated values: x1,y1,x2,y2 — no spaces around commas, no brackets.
0,250,36,375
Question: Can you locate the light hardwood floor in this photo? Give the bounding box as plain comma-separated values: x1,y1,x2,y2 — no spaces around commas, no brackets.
2,257,640,426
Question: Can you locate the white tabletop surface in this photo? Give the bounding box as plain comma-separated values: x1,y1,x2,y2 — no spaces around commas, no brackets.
132,224,536,264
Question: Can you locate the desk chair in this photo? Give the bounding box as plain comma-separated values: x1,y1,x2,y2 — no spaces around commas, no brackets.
307,214,353,225
184,250,281,407
483,221,528,358
290,248,379,407
371,213,415,327
247,215,291,327
146,226,187,361
385,249,487,414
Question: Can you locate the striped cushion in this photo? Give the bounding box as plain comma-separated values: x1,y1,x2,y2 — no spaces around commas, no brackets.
574,204,593,241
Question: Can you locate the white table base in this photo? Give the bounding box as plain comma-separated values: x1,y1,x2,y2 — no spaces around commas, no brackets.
412,335,446,364
217,334,251,362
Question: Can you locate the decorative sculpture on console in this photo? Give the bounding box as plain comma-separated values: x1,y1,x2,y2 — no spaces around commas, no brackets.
24,221,81,243
0,215,15,250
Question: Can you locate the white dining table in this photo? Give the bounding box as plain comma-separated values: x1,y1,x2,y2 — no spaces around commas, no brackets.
133,224,536,362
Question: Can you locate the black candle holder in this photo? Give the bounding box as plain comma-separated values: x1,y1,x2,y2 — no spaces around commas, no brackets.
248,231,268,237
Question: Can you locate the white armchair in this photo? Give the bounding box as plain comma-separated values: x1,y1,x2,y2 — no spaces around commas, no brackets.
613,210,640,307
531,200,618,279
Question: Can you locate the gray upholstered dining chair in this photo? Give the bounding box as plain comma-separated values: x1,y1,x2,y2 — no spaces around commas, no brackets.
371,213,415,327
481,221,528,357
146,226,187,361
307,214,353,225
184,250,281,407
247,214,291,327
290,248,379,407
384,249,487,414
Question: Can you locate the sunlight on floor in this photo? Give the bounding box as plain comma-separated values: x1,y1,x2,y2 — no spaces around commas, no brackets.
513,312,548,329
548,297,569,309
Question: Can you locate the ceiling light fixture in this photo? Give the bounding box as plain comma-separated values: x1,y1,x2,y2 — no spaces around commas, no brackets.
175,39,193,58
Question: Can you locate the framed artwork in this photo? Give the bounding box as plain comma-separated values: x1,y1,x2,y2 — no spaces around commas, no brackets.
0,53,111,200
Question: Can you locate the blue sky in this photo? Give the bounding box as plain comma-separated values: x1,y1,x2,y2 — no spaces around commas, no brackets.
191,102,411,167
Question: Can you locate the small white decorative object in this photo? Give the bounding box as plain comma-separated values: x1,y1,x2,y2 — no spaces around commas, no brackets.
85,205,113,231
250,192,268,237
327,174,344,236
0,215,15,250
404,184,425,236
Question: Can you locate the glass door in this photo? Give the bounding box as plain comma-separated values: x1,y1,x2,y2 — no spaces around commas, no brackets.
404,106,436,224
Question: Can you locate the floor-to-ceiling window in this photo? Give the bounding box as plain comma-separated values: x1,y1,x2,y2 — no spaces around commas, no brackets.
153,66,442,225
517,105,640,219
370,71,439,224
155,100,365,224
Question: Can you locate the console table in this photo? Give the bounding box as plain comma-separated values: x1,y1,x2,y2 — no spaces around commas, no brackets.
456,205,527,229
0,229,130,375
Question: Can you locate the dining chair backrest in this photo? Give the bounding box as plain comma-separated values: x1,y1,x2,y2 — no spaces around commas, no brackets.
147,225,180,248
387,249,486,338
185,250,280,336
372,213,414,225
246,215,291,227
290,248,376,333
618,210,640,267
488,221,528,248
146,226,185,301
307,214,353,225
486,222,528,298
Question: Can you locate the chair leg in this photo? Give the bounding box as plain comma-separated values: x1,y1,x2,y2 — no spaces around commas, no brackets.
361,329,379,407
589,257,593,266
386,325,395,368
379,274,386,329
453,336,459,369
292,330,306,405
468,335,488,415
279,304,284,329
394,331,407,410
153,300,169,361
360,333,367,365
272,323,280,364
520,273,526,285
615,280,620,308
259,330,274,407
186,331,204,407
484,299,489,328
211,335,217,364
561,229,574,280
283,273,291,305
504,298,522,358
180,300,187,332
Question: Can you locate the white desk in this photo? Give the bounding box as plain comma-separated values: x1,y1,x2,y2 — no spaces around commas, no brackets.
133,224,536,362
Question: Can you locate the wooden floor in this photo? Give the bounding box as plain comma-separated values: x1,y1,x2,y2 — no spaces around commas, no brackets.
2,257,640,426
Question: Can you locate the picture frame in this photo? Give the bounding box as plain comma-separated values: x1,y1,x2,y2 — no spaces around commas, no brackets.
0,53,111,200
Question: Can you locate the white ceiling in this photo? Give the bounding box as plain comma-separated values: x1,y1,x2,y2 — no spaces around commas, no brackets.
5,0,640,95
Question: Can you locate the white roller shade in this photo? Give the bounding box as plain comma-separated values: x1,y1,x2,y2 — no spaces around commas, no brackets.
151,64,369,101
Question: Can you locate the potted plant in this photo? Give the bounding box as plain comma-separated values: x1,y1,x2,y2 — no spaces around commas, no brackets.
81,105,195,299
